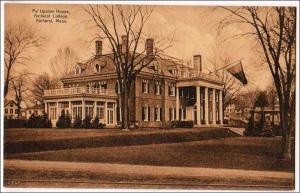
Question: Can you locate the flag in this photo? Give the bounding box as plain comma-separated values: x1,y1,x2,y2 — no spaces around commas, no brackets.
226,61,248,85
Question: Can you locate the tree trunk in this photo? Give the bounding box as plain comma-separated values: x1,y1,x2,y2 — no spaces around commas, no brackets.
279,98,292,160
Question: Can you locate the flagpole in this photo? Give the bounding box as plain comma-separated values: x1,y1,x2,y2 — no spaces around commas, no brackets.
209,58,244,74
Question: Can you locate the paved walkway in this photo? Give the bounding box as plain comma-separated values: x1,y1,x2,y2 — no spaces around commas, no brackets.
5,159,293,180
228,127,245,136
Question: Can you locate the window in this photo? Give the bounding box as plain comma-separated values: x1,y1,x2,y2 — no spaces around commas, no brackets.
154,81,161,95
10,109,13,114
5,109,8,114
142,105,150,121
154,107,162,121
96,102,105,119
95,64,101,72
142,79,149,93
75,66,81,75
168,68,177,76
169,108,176,121
85,106,93,118
15,109,18,114
10,103,13,107
169,83,175,96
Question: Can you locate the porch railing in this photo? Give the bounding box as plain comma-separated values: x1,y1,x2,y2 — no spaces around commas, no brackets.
44,87,117,97
179,71,222,83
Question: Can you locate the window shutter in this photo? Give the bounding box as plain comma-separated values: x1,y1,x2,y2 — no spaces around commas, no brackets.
175,86,177,96
148,107,151,121
115,82,118,93
174,108,176,119
184,108,186,119
159,84,162,95
168,85,171,96
154,84,157,94
142,106,145,121
142,82,145,93
169,108,172,121
147,82,150,93
160,108,162,121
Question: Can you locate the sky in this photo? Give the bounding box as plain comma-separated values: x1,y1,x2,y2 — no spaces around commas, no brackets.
4,3,274,92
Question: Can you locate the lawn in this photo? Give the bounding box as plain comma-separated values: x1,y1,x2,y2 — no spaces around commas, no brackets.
5,127,238,154
8,137,295,172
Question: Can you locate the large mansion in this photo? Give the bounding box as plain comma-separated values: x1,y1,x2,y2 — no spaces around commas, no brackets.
44,38,224,127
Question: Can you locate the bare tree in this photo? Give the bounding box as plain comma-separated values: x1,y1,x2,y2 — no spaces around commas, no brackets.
31,73,61,105
84,5,173,129
10,77,30,117
219,7,296,159
50,47,80,78
4,22,46,97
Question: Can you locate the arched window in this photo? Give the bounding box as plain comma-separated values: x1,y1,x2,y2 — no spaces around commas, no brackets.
95,64,101,72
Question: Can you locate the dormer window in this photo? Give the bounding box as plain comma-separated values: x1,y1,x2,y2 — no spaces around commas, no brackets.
168,68,177,76
95,64,101,73
75,66,81,75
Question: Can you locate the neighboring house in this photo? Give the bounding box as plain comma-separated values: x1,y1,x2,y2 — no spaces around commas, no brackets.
26,103,44,119
252,105,280,126
225,104,252,122
44,39,224,127
4,99,20,119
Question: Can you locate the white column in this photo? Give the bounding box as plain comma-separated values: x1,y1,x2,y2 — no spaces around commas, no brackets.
196,86,201,125
44,102,47,114
219,90,223,125
104,102,108,124
93,101,97,119
212,89,216,125
82,100,85,120
114,103,117,125
205,87,209,125
68,101,72,120
56,102,59,120
176,87,179,120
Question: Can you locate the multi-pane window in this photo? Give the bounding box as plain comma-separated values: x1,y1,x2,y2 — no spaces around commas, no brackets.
154,81,161,95
142,105,150,121
96,102,105,119
142,79,149,93
169,83,175,96
10,109,13,114
169,108,176,121
99,81,107,89
72,101,82,119
154,107,162,121
179,108,186,120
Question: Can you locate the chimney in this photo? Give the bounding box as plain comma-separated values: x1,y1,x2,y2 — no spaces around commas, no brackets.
193,55,202,72
95,40,102,56
121,35,127,53
145,38,154,56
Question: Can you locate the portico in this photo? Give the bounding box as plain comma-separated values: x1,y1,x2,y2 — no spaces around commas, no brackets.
176,73,224,126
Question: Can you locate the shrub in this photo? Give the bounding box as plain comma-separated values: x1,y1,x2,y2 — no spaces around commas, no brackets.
172,120,194,128
56,110,71,128
82,116,92,129
27,112,52,128
91,117,106,129
92,116,100,128
72,116,82,128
